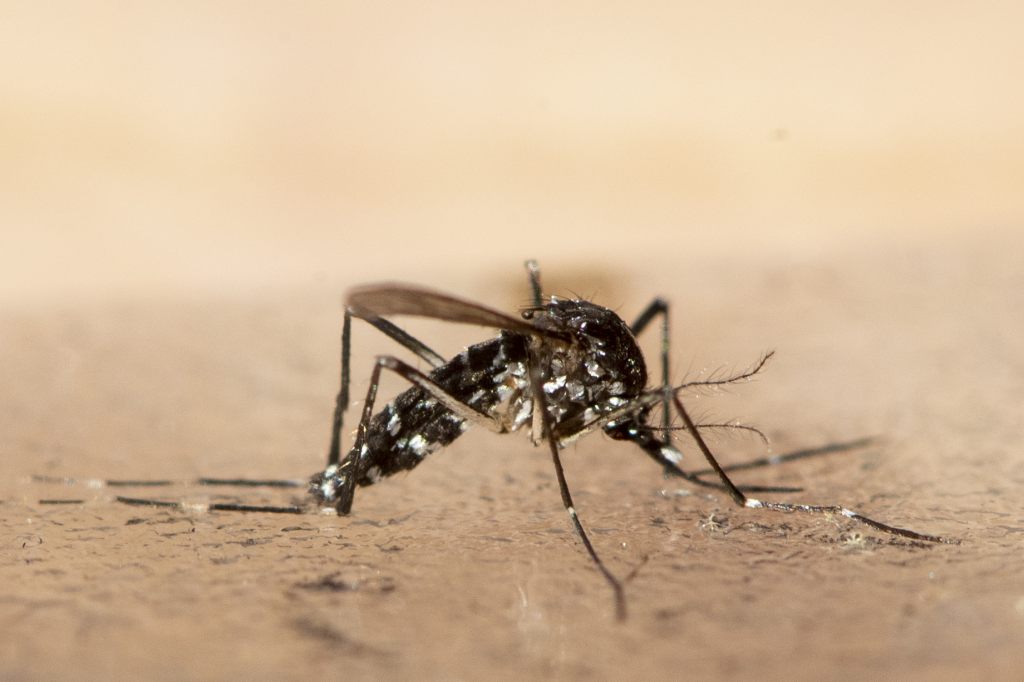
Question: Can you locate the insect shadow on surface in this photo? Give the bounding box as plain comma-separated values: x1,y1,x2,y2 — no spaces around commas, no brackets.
37,260,959,620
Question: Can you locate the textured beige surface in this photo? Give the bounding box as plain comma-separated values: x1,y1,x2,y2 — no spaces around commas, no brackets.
3,4,1024,680
4,238,1023,681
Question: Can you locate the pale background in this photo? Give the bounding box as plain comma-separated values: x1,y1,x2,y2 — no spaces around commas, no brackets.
3,2,1022,304
2,3,1022,681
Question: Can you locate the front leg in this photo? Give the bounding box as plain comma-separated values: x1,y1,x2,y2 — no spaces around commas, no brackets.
670,393,958,544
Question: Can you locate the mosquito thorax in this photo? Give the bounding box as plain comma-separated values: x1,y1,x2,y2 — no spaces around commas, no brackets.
535,299,646,387
528,298,648,425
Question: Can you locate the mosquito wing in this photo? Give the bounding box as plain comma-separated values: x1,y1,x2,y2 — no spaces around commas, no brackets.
347,284,572,342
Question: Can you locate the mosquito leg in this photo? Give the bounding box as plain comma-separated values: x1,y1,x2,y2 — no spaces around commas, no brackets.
114,496,303,514
601,343,811,494
42,303,452,493
362,315,446,368
327,307,447,466
331,354,510,514
38,304,451,507
194,478,306,488
525,259,543,307
527,349,627,621
33,475,176,488
671,394,958,544
579,393,802,494
32,474,307,493
630,298,672,442
606,424,804,495
652,433,874,493
207,502,304,514
34,487,307,513
115,496,181,509
326,309,353,466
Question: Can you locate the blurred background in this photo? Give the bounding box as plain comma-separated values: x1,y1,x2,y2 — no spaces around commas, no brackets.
2,2,1021,305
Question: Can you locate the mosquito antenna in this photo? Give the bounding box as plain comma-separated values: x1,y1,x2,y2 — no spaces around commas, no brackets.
676,351,775,392
640,422,771,448
527,349,627,621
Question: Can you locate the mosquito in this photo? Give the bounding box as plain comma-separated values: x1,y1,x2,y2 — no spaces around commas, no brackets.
38,261,957,620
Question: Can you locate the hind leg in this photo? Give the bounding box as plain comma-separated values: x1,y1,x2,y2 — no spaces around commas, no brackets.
318,354,507,515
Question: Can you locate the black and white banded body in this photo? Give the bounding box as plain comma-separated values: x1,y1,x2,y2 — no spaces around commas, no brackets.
311,297,652,506
335,332,531,487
